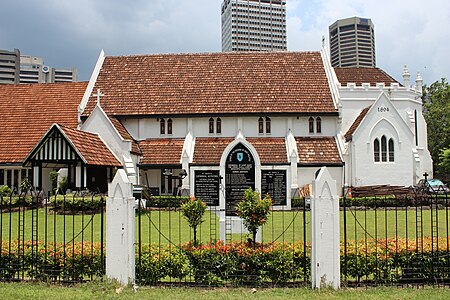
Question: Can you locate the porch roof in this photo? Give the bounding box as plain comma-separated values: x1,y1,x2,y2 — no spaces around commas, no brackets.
0,82,87,165
138,138,184,166
192,137,288,165
24,124,122,167
295,137,343,166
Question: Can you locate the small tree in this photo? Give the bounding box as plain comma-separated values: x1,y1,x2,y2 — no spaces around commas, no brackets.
236,187,272,245
181,197,207,246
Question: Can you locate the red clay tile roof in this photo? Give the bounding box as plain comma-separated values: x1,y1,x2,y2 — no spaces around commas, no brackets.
192,137,287,165
193,138,235,165
0,82,87,164
246,137,288,164
295,137,342,165
60,125,122,166
138,138,184,166
344,106,371,142
83,52,336,117
334,68,399,86
109,117,142,154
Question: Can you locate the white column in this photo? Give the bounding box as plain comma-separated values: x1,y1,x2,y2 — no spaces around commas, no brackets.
106,169,135,286
311,167,340,289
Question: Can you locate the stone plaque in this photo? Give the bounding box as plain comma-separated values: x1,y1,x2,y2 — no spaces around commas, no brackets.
194,170,220,206
261,170,287,206
225,143,255,216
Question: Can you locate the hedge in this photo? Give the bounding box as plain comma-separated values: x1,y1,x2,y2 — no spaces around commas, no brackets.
2,237,450,285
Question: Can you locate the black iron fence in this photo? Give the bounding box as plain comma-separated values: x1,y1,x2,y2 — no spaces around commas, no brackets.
341,187,450,286
135,197,311,287
2,184,449,287
0,190,105,283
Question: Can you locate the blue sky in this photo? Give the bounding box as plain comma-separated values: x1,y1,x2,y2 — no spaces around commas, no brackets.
1,0,449,84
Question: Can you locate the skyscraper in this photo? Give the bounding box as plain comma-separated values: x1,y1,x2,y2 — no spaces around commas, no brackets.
329,17,376,68
221,0,287,52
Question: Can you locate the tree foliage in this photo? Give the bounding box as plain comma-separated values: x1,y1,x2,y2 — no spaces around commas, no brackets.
236,187,272,244
439,148,450,176
423,79,450,178
180,197,207,246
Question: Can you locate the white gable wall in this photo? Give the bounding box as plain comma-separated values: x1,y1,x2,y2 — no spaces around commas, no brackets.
81,106,131,165
349,94,416,186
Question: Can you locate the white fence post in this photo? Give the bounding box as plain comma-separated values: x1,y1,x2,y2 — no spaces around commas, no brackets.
311,167,340,289
106,169,135,286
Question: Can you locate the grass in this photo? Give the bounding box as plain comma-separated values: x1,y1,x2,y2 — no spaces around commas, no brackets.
1,206,450,245
1,281,450,300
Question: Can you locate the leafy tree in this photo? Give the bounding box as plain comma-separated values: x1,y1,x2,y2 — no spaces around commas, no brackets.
439,148,450,177
236,187,272,245
423,79,450,179
181,197,207,246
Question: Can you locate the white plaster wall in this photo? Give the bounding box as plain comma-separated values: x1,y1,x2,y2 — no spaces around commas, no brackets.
297,166,343,196
82,107,130,165
293,116,337,136
352,116,414,186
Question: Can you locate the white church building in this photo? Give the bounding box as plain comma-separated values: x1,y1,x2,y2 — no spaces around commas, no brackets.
0,47,432,208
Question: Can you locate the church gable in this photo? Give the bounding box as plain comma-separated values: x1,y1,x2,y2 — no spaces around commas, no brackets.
349,93,413,145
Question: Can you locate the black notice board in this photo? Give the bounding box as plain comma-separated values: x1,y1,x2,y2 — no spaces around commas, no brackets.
194,170,220,206
225,143,255,216
261,170,287,206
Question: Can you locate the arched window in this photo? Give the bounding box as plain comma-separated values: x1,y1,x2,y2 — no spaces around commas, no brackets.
381,135,387,162
265,117,271,134
209,118,214,134
216,118,222,134
374,138,380,162
316,117,322,133
167,118,173,135
388,138,395,162
309,117,314,133
258,117,264,134
160,118,165,135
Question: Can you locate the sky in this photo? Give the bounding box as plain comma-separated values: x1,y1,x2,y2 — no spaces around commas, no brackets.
1,0,449,85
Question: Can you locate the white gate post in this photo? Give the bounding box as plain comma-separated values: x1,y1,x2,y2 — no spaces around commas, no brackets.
311,167,340,289
106,169,135,286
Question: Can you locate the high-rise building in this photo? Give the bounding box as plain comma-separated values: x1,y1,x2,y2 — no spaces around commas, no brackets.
0,49,20,84
20,55,77,84
221,0,287,52
0,49,77,84
329,17,376,68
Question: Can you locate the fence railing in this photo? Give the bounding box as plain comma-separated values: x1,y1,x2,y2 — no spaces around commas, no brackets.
135,197,310,286
2,186,449,287
341,189,450,286
0,190,105,283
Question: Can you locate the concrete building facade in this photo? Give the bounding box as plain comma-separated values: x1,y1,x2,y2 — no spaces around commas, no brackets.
221,0,287,52
0,49,20,84
329,17,376,68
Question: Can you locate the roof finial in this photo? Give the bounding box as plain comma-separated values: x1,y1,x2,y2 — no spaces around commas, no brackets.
415,72,423,92
402,65,410,87
93,89,105,107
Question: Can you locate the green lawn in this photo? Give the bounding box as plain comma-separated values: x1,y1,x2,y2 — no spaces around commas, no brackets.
1,207,450,245
1,282,450,300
